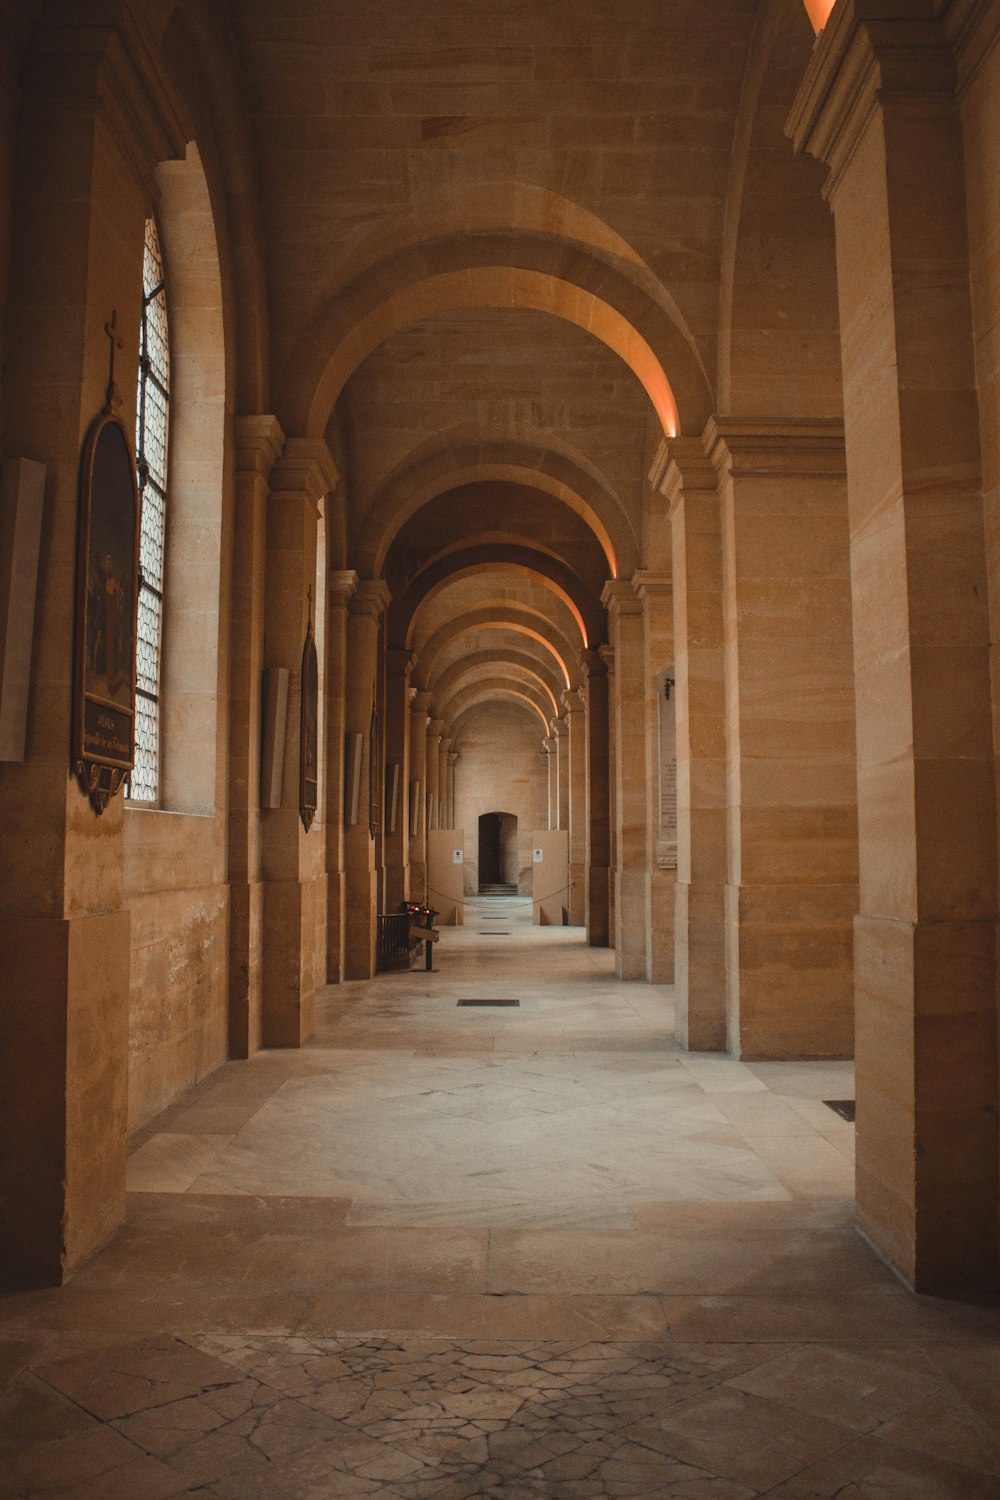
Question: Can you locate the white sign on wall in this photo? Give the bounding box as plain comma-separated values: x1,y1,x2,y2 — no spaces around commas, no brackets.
533,847,544,863
453,848,464,864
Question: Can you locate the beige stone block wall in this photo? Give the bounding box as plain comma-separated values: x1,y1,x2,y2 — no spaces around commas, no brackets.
454,704,547,897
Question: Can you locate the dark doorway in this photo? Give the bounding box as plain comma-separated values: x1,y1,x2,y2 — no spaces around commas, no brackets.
478,811,518,892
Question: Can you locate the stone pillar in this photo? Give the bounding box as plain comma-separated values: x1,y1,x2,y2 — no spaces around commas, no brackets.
438,736,452,827
655,444,727,1050
562,690,588,925
790,3,998,1291
344,580,391,980
384,649,414,912
602,644,618,935
408,691,432,902
426,718,444,836
707,419,857,1061
261,439,339,1047
543,735,558,829
582,650,611,946
0,8,185,1286
447,749,458,830
553,716,569,831
602,581,647,978
325,569,358,982
229,417,283,1057
635,570,676,983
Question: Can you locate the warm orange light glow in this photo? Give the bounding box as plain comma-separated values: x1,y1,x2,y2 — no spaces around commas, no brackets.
802,0,835,32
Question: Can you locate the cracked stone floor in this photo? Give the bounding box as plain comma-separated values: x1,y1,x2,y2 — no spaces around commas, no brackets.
2,900,1000,1497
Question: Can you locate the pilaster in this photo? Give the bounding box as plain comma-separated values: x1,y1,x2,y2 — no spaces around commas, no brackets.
634,570,675,984
408,691,433,902
601,579,646,978
325,569,358,982
581,650,611,947
344,579,391,980
562,689,587,925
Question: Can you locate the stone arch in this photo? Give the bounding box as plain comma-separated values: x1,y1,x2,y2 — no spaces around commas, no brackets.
415,609,577,692
443,682,552,735
450,698,542,746
394,546,603,651
717,0,841,418
357,433,637,579
279,231,715,441
432,654,563,721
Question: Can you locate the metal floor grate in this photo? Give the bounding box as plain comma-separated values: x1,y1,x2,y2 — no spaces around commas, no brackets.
823,1099,856,1122
457,998,521,1007
478,931,510,935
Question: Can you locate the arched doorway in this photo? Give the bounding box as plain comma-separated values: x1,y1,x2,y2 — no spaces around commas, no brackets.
478,811,518,892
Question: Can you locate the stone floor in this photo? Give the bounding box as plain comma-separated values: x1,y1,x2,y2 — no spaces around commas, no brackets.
3,899,1000,1497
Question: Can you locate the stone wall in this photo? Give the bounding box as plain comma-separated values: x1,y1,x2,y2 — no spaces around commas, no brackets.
454,704,547,896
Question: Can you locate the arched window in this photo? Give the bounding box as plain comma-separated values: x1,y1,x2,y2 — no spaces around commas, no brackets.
132,215,170,801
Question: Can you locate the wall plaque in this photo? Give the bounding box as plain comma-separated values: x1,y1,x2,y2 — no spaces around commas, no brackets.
73,411,139,814
299,619,318,831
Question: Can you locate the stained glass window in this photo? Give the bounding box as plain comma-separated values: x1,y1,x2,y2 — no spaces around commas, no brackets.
131,216,170,802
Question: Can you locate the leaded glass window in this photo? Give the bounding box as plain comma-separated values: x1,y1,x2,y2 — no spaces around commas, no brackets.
131,216,170,801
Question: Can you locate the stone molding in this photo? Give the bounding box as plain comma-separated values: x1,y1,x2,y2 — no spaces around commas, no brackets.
270,437,340,511
21,0,188,192
447,750,459,765
543,736,557,754
601,578,643,620
349,578,392,618
551,716,567,738
704,416,847,479
599,644,615,674
328,570,359,609
411,691,433,716
562,689,585,714
428,719,445,741
651,439,719,517
632,570,672,608
580,647,609,681
943,0,1000,92
787,2,957,193
234,415,285,481
387,649,416,679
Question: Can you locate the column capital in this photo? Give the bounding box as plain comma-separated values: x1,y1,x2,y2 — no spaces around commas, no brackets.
411,691,433,716
542,736,557,755
447,750,459,766
651,437,719,514
270,436,340,511
349,578,392,618
235,415,285,480
428,719,445,740
787,2,957,193
387,648,416,678
551,716,567,739
632,570,672,607
601,579,643,619
580,647,608,681
704,416,846,480
439,736,453,754
329,570,359,608
562,688,585,714
599,644,615,674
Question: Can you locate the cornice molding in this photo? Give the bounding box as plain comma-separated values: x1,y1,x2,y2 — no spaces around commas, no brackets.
21,0,188,191
601,578,643,619
270,436,340,510
704,416,846,479
234,414,284,481
349,577,392,618
632,569,672,606
787,2,956,197
328,569,359,608
411,691,434,716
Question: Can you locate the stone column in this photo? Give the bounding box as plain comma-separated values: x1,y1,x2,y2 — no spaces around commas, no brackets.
655,443,728,1050
344,580,391,979
261,438,339,1047
553,716,569,831
426,718,444,836
325,569,358,982
707,419,857,1061
582,650,611,946
790,3,998,1291
602,581,647,978
562,690,588,925
635,570,675,983
0,8,185,1286
229,417,283,1057
408,690,432,902
601,644,618,935
447,749,459,830
543,735,558,829
438,736,452,827
384,649,414,912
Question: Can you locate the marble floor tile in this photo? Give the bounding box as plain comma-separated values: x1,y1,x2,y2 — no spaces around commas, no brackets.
5,916,1000,1497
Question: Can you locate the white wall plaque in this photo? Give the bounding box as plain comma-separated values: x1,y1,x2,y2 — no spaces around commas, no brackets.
452,848,463,863
533,847,544,863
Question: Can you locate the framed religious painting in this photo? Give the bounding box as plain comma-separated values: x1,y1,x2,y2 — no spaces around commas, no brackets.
299,619,319,831
73,409,140,814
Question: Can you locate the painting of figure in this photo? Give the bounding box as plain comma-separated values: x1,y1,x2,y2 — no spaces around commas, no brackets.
84,420,136,711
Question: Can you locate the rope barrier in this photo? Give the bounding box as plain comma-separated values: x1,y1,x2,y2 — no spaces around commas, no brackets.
422,880,576,910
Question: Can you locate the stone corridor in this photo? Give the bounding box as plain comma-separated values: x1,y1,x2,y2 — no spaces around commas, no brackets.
2,909,1000,1497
